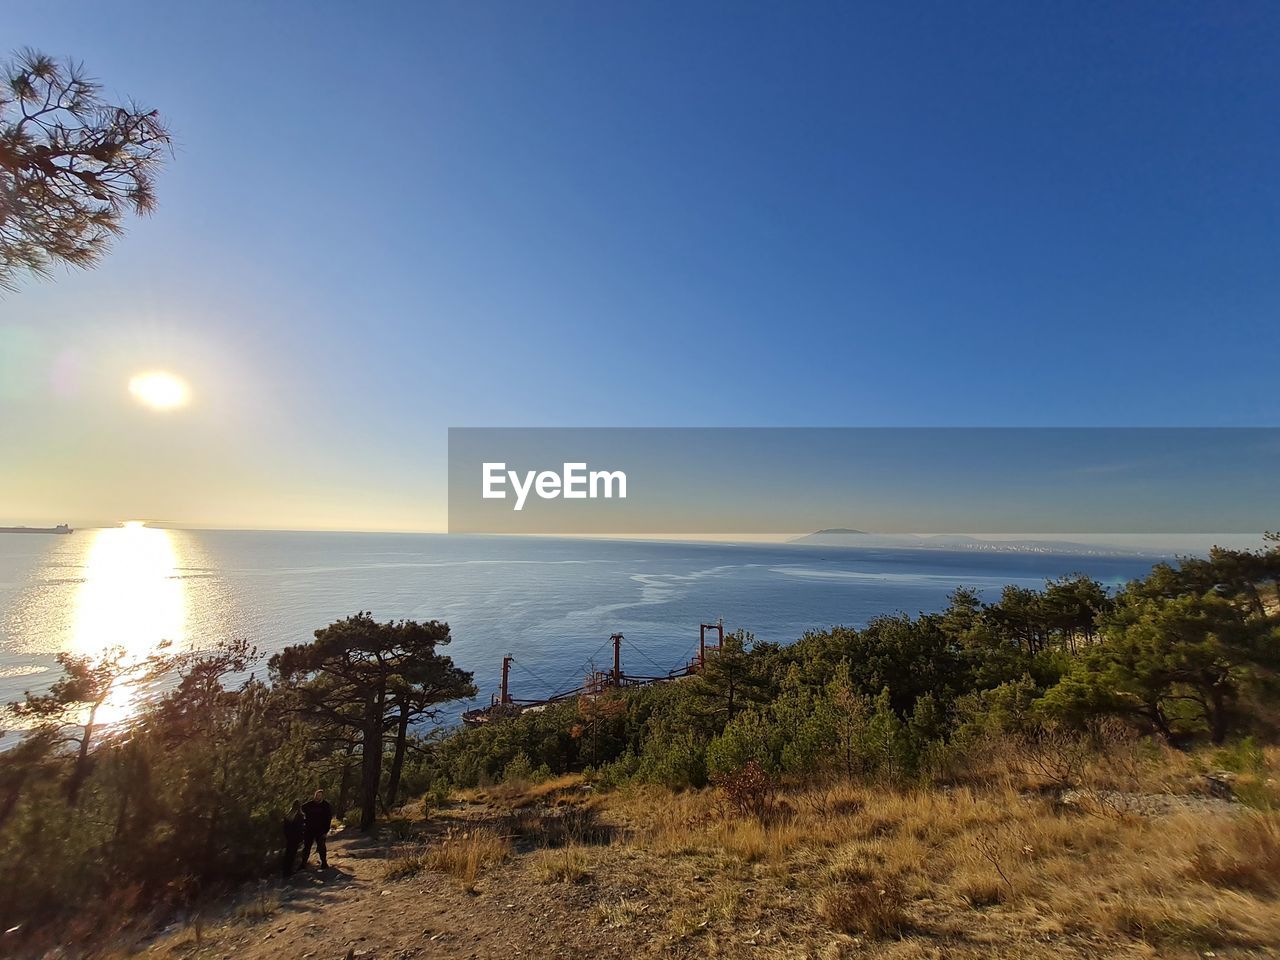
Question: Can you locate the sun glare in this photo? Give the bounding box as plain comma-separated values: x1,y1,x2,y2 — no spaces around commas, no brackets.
72,522,187,724
128,371,190,411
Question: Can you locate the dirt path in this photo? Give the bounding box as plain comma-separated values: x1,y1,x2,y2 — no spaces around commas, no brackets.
229,844,631,960
150,801,681,960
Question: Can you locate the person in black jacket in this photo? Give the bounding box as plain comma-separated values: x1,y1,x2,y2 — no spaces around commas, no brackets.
281,800,305,878
300,789,333,869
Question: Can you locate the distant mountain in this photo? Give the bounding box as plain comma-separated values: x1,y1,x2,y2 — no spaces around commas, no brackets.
791,530,919,547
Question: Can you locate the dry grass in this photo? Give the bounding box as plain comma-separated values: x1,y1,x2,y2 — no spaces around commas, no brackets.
429,828,512,891
595,896,647,929
130,746,1280,960
666,883,744,940
459,773,586,809
817,874,909,937
384,829,511,892
600,759,1280,954
530,845,591,884
232,885,281,921
1188,812,1280,893
382,843,432,881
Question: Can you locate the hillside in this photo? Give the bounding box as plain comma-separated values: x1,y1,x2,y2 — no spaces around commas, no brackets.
5,538,1278,958
138,755,1280,960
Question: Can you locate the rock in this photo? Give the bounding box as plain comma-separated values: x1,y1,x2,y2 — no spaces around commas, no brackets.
1204,773,1235,800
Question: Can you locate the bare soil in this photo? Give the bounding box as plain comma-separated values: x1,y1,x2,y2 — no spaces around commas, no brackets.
141,799,685,960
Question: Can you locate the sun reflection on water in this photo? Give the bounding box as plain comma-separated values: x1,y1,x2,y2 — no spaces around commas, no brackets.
72,522,188,723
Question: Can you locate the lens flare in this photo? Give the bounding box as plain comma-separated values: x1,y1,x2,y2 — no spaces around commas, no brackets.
128,371,189,411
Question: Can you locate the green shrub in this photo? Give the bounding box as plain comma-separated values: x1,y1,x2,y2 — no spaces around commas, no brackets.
502,752,537,784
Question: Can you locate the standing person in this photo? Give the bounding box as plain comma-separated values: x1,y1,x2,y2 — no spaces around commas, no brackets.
281,800,305,878
300,788,334,870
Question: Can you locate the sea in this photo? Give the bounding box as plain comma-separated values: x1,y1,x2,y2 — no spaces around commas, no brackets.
0,527,1160,732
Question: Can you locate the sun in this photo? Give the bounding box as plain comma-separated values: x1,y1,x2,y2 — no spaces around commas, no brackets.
128,371,190,411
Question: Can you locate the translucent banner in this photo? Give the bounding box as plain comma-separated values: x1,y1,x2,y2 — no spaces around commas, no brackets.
447,428,1277,536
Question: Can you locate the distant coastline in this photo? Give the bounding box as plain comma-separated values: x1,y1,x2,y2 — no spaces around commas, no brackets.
0,524,73,535
790,529,1159,556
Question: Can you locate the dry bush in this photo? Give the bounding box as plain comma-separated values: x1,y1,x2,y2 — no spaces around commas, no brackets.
1018,723,1092,790
530,845,591,884
537,803,614,846
381,843,432,881
498,806,545,841
817,874,909,937
712,760,780,822
232,882,280,921
420,828,511,892
938,732,1027,789
795,781,864,820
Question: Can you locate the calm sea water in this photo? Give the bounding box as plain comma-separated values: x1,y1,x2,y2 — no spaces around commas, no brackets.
0,528,1158,730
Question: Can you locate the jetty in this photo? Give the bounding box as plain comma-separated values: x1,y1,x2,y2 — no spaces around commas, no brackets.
461,621,727,726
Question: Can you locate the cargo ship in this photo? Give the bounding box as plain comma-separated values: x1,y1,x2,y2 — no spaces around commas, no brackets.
0,524,74,534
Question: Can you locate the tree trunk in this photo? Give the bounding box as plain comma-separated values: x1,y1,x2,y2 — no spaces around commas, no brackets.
1149,704,1175,745
337,748,354,814
359,690,385,830
359,726,381,830
202,754,228,878
1244,583,1266,619
384,704,410,810
0,773,28,829
66,709,97,806
1209,687,1230,745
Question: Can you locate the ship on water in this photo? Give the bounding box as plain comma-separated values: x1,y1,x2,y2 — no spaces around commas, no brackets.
0,524,74,534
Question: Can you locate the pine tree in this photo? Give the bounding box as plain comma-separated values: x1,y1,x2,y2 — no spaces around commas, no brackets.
688,629,771,730
270,614,475,829
1,50,169,290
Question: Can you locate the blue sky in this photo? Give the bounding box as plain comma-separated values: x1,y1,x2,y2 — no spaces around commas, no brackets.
2,2,1278,530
